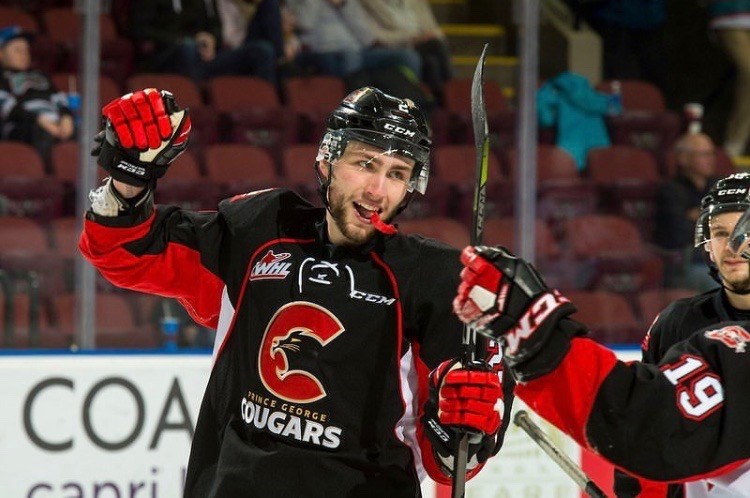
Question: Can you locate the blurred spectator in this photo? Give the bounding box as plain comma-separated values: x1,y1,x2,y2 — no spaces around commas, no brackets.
359,0,452,103
578,0,667,93
537,71,613,170
281,4,302,64
654,132,719,291
0,26,75,159
218,0,299,62
708,1,750,158
286,0,422,79
130,0,277,83
151,298,215,349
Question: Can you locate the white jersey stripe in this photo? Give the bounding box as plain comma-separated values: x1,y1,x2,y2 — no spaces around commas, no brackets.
395,342,426,481
212,285,235,364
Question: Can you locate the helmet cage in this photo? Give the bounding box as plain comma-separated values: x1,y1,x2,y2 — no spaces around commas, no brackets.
695,201,750,249
316,128,430,195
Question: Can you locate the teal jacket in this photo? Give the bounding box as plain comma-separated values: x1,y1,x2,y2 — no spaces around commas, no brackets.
709,0,750,19
591,0,665,30
537,72,612,170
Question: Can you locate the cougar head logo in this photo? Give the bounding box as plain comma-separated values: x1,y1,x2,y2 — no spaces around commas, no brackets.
258,302,345,403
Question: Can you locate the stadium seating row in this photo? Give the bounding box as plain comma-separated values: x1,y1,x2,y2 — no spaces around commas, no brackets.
0,211,666,295
0,137,736,246
47,72,510,147
0,285,696,349
0,6,134,84
0,289,161,349
47,71,690,157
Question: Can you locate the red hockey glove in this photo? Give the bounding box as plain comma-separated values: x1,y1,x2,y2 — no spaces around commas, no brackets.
453,246,584,380
437,360,501,433
92,88,191,187
422,358,502,476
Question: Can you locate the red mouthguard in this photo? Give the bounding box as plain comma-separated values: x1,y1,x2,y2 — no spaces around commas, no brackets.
370,212,397,235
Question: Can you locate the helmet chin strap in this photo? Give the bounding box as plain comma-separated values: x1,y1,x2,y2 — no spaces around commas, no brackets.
713,261,750,295
708,265,750,295
703,242,750,294
723,282,750,296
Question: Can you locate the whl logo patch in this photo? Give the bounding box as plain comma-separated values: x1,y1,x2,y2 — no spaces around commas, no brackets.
250,250,292,281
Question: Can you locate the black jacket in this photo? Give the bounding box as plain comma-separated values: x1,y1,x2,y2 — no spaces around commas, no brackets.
0,68,71,138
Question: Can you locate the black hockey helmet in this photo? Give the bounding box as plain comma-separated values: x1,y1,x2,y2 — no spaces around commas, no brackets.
695,172,750,284
315,87,432,212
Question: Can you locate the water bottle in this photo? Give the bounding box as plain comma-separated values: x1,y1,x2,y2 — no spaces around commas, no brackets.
161,315,180,351
609,80,623,116
67,92,81,126
66,75,81,126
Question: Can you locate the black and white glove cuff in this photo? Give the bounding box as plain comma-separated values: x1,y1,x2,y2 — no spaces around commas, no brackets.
88,177,153,219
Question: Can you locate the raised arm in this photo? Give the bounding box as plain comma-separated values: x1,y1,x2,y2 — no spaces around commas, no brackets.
79,89,224,328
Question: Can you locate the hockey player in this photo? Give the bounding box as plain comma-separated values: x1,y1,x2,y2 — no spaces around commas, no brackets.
79,87,507,497
614,172,750,498
453,244,750,497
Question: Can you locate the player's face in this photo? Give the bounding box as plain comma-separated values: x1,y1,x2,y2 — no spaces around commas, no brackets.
708,211,750,292
323,140,414,246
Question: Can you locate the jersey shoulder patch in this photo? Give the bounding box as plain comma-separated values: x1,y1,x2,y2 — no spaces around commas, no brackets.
703,325,750,353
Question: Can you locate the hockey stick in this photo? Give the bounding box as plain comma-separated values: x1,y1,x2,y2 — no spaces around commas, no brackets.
451,42,490,498
514,411,607,498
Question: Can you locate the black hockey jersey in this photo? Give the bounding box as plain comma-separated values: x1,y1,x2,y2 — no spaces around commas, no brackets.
642,289,740,365
617,289,727,497
80,188,493,497
614,288,750,497
517,323,750,497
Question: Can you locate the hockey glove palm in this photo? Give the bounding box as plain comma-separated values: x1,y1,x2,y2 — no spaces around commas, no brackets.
422,358,502,476
453,246,584,380
92,88,191,187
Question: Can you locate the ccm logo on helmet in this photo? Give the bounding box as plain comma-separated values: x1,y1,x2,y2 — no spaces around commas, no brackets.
718,188,748,196
383,123,416,138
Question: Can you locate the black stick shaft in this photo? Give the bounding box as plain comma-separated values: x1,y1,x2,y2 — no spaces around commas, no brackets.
452,42,490,498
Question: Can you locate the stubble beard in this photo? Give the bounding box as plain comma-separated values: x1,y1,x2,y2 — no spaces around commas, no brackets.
327,183,376,246
725,272,750,293
722,259,750,293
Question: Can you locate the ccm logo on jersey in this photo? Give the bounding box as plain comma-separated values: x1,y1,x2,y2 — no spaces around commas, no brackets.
704,325,750,353
383,123,416,138
350,289,395,305
251,250,293,281
504,291,570,355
